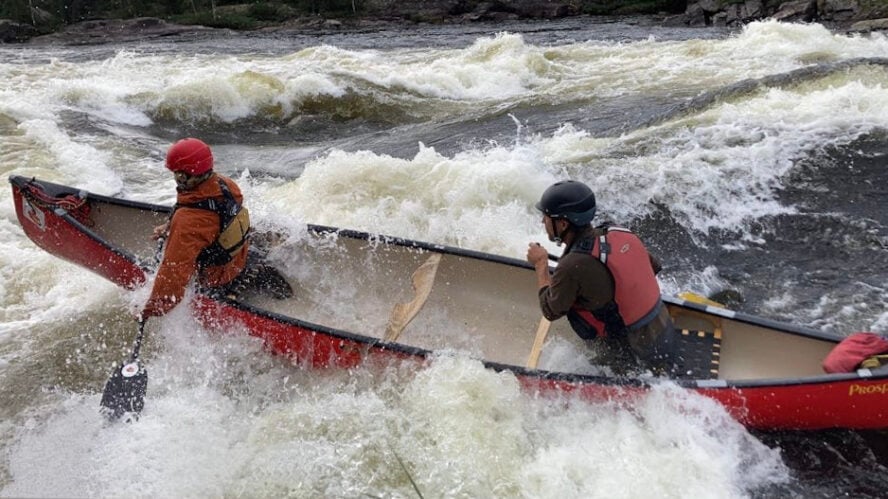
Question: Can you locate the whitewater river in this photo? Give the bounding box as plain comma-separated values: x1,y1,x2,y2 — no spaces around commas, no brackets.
1,16,886,498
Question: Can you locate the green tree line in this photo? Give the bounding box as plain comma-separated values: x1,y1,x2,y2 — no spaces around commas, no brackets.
0,0,362,30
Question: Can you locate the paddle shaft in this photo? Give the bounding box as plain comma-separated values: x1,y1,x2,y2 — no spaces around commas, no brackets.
129,234,163,361
521,253,559,368
128,234,163,361
130,319,147,362
526,317,551,369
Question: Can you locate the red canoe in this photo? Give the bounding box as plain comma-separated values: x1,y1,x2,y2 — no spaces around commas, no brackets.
10,175,888,430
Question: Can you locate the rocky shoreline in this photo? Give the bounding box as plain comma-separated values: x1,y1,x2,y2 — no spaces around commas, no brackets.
1,0,887,45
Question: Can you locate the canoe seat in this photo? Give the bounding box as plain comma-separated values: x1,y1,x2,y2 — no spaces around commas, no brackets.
675,328,722,379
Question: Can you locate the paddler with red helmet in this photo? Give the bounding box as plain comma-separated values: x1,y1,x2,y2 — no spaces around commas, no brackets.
140,138,251,318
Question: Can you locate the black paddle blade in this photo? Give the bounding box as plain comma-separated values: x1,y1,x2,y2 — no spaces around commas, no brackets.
100,361,147,421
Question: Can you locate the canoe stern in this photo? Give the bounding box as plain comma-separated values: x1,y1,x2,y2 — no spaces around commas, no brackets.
11,178,147,289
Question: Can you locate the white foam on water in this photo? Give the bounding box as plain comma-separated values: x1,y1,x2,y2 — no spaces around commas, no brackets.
0,218,119,337
262,142,559,258
761,282,888,335
2,338,789,498
535,74,888,237
4,22,884,130
154,23,886,125
253,61,888,257
14,120,123,193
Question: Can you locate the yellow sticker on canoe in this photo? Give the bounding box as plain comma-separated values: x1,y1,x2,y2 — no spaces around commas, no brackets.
848,383,888,396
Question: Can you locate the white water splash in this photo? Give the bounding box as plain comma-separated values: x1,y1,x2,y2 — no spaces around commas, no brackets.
2,344,789,498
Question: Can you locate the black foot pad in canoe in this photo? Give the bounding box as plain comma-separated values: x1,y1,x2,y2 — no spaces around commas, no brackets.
223,263,294,300
675,328,721,379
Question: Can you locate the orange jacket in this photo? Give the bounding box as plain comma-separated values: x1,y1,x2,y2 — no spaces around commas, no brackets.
141,173,249,317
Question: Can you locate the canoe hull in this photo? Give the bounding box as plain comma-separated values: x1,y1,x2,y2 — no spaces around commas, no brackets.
195,295,888,430
10,175,888,431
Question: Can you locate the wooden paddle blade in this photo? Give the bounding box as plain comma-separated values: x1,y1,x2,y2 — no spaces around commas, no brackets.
384,253,442,343
100,361,147,421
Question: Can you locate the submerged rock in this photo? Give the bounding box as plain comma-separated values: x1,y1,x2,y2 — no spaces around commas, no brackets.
0,19,37,43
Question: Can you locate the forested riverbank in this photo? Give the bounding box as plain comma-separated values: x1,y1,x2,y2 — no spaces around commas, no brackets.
2,0,888,44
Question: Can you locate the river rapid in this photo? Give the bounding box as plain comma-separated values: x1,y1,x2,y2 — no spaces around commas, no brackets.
0,16,886,498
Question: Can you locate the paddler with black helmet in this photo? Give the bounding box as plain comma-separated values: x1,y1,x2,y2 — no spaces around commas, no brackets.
526,180,680,376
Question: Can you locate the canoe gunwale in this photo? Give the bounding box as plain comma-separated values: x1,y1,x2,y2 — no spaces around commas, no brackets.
664,295,844,344
205,291,888,389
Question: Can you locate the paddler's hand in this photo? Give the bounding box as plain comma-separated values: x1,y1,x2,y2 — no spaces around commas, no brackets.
527,243,552,289
526,242,549,268
151,221,169,240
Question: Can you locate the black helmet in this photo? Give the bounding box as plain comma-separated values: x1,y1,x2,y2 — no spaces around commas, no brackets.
535,180,597,226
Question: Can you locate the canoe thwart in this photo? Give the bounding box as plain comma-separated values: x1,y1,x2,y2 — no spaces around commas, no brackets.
384,253,442,342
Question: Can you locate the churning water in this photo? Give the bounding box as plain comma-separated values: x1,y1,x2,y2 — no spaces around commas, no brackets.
1,16,886,498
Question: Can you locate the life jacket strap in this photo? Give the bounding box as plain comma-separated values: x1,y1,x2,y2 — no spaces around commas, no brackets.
627,300,663,331
598,234,609,264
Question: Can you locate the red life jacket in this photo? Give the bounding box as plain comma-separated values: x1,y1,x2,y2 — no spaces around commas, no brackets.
568,226,662,338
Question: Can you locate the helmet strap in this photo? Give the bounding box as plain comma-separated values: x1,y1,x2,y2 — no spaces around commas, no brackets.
552,217,568,247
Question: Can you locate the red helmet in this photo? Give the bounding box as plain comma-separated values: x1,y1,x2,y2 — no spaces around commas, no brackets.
165,138,213,175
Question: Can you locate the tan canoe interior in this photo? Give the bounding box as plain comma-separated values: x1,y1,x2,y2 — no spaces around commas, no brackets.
89,199,837,381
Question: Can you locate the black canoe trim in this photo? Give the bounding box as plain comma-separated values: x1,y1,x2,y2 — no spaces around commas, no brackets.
213,291,887,390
